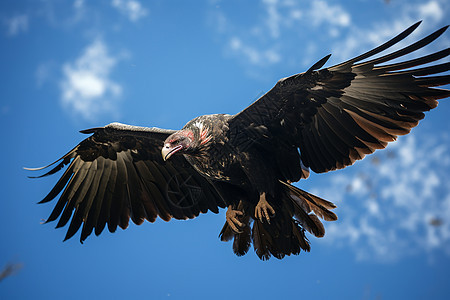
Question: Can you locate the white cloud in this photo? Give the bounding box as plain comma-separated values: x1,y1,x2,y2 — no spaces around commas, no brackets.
111,0,148,22
308,0,351,28
74,0,85,9
263,0,281,39
61,39,122,121
332,0,449,62
22,0,88,29
263,0,351,35
418,1,444,22
229,37,280,65
209,0,352,70
35,61,57,88
210,0,449,73
3,14,28,36
314,133,450,262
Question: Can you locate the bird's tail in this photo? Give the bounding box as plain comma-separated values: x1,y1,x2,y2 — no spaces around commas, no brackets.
219,182,338,260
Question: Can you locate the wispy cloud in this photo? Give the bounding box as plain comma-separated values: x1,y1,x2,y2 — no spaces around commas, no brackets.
74,0,85,9
60,39,123,121
228,37,281,65
313,132,450,262
3,14,28,36
111,0,148,22
418,0,444,22
209,0,351,70
331,0,449,62
210,0,448,73
35,61,57,88
262,0,282,39
308,0,351,28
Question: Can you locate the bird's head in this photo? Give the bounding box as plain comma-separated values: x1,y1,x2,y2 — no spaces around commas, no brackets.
161,130,195,161
162,118,214,161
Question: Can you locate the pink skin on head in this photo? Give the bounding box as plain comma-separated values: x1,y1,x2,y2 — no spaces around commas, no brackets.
161,130,194,161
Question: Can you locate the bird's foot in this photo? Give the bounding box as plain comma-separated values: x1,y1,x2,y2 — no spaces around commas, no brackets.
226,205,244,233
255,193,275,224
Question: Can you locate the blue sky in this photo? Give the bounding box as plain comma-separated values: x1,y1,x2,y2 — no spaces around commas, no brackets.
1,0,450,299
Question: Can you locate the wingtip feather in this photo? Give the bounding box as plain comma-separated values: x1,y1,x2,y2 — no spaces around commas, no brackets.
306,54,332,73
79,127,103,134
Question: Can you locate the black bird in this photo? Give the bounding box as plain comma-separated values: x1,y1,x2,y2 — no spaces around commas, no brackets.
27,22,450,260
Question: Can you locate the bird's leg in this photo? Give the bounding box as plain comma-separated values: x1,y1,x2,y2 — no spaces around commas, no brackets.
226,205,244,233
255,192,275,224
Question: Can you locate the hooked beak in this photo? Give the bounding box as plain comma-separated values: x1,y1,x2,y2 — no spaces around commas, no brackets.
162,144,183,161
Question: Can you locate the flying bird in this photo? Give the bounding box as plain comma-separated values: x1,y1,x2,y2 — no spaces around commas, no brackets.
27,22,450,260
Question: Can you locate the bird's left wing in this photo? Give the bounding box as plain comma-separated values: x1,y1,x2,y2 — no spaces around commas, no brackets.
228,22,450,175
27,123,226,242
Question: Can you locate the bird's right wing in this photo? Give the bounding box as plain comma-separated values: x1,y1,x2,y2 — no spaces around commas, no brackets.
228,22,450,177
26,123,226,242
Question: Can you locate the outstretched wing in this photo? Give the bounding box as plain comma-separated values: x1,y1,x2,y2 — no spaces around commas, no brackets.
27,123,226,242
229,21,450,175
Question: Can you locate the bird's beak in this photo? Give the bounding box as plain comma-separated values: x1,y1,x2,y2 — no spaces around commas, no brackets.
162,144,183,161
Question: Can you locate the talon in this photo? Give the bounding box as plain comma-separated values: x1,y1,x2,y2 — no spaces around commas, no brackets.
254,193,275,224
226,205,244,233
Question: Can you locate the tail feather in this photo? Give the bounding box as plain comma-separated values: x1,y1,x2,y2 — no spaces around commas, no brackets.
292,220,310,252
293,205,326,237
233,214,252,256
218,222,233,242
219,200,252,256
220,182,337,260
252,220,273,260
252,208,311,260
280,181,337,221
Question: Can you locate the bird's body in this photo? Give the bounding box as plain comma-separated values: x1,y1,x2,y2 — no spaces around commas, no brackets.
28,22,450,260
181,114,235,182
